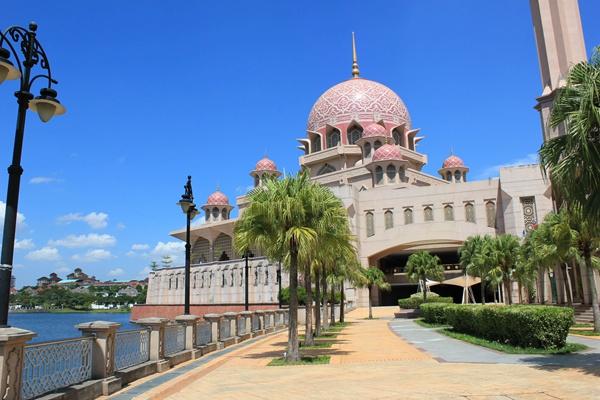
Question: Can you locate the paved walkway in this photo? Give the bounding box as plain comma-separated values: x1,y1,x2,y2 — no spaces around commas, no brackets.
107,307,600,400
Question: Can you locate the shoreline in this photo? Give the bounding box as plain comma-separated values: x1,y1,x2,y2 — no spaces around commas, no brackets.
9,308,131,314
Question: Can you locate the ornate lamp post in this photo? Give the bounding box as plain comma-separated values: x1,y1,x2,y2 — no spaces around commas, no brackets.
177,176,199,315
0,22,66,327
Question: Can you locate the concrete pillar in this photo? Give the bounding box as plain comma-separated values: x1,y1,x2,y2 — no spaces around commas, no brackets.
135,317,169,371
0,327,36,400
175,315,200,351
203,314,222,347
76,321,121,395
238,311,252,338
255,310,265,330
223,312,238,339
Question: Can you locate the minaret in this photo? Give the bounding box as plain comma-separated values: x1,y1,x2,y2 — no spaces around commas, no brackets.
351,32,360,78
529,0,587,141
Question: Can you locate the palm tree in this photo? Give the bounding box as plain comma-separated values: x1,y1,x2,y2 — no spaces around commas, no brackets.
234,172,318,361
489,235,521,305
459,235,488,304
406,251,445,301
539,47,600,227
360,267,390,319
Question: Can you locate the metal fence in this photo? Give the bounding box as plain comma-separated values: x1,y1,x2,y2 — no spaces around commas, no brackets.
219,318,231,339
21,337,93,400
251,314,260,331
196,322,212,346
237,317,247,336
115,329,150,371
164,324,186,356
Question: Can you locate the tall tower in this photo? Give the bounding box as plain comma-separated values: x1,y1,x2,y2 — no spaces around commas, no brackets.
529,0,587,141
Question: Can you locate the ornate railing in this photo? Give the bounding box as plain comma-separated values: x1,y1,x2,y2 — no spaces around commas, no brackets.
274,313,281,326
219,318,231,339
114,329,150,371
21,337,93,400
251,314,260,331
164,324,185,356
196,322,212,346
237,317,247,336
264,314,272,329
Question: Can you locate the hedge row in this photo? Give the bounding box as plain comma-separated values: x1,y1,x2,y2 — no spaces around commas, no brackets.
420,303,573,349
398,296,453,309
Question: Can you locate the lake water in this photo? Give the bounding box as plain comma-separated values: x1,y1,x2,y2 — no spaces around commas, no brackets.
8,312,137,343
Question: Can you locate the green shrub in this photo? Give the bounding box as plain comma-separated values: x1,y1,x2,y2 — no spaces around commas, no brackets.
427,304,573,349
398,294,453,309
420,303,453,324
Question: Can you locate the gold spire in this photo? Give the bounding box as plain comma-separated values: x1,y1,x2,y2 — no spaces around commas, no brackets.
352,32,360,78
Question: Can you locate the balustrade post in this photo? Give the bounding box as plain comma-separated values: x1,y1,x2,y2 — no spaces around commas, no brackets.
135,317,169,372
222,312,238,343
76,321,121,395
203,314,222,349
264,310,275,333
175,315,201,358
0,327,35,400
238,311,252,341
255,310,265,334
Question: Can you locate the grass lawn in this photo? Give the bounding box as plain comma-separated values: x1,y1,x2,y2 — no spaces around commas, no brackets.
569,329,600,337
299,341,333,349
268,355,330,366
572,323,593,328
414,319,586,354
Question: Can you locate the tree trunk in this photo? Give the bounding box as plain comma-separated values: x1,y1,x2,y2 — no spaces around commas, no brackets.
572,260,584,303
480,278,486,305
286,248,300,361
504,278,512,305
304,264,314,346
555,264,566,304
330,281,335,325
340,280,345,323
314,268,322,336
422,277,427,301
517,282,523,304
583,247,600,332
322,274,329,330
368,286,373,319
562,263,573,306
537,267,545,304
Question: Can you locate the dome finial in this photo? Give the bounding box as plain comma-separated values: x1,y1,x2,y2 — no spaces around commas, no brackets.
352,32,360,78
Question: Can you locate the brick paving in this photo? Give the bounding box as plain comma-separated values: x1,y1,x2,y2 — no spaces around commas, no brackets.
109,306,600,400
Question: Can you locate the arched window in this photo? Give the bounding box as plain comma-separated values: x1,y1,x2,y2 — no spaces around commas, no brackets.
404,208,413,225
317,163,336,176
392,130,401,146
444,205,454,221
312,136,321,152
347,127,362,144
192,237,211,263
175,275,179,289
445,171,452,182
214,233,233,261
384,210,394,229
364,142,372,158
486,201,496,228
221,209,228,220
374,166,384,185
386,165,396,183
454,170,462,183
424,206,434,222
465,203,475,223
374,140,382,151
212,207,219,220
366,212,375,237
254,175,260,187
193,273,197,289
168,277,172,290
327,130,340,148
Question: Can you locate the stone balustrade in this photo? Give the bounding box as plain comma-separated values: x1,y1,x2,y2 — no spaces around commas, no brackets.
0,309,288,400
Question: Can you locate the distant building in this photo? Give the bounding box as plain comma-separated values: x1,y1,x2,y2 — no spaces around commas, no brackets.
66,268,97,285
36,272,62,288
117,287,139,297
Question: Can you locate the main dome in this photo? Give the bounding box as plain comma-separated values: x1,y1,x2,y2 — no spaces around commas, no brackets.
307,78,411,132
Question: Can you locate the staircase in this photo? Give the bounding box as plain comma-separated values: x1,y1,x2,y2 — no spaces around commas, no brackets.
573,304,594,324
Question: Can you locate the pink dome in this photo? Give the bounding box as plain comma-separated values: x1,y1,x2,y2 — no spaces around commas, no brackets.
206,190,229,206
372,144,402,162
307,78,410,132
255,157,277,172
363,123,389,138
442,155,465,168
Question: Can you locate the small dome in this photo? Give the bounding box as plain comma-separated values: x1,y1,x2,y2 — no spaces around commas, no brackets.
442,155,465,168
372,144,402,162
255,157,277,172
363,123,389,138
206,190,229,206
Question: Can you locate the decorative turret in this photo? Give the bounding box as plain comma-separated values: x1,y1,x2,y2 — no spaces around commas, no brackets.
250,157,281,187
356,123,390,160
366,144,408,186
438,154,469,183
202,189,233,223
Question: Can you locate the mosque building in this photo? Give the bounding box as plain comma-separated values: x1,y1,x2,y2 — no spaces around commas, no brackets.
143,33,556,312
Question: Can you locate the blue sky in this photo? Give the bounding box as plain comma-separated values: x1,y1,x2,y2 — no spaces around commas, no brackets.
1,1,599,287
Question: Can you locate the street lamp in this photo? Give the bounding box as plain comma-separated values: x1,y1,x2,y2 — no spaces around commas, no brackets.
0,22,66,327
177,176,198,315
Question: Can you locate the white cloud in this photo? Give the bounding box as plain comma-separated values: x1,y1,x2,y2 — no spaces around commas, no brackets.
26,247,60,261
131,243,150,251
49,233,116,248
29,176,61,184
138,267,152,277
152,241,185,256
56,266,70,274
116,223,126,230
72,249,112,263
476,153,539,180
191,215,206,228
108,268,125,277
15,239,35,250
0,201,26,230
57,212,108,229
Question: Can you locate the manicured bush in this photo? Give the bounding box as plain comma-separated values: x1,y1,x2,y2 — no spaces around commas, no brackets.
398,294,453,309
423,304,573,349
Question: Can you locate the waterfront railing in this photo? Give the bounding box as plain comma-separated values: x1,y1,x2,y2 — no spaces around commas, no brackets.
164,323,186,356
114,329,151,371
